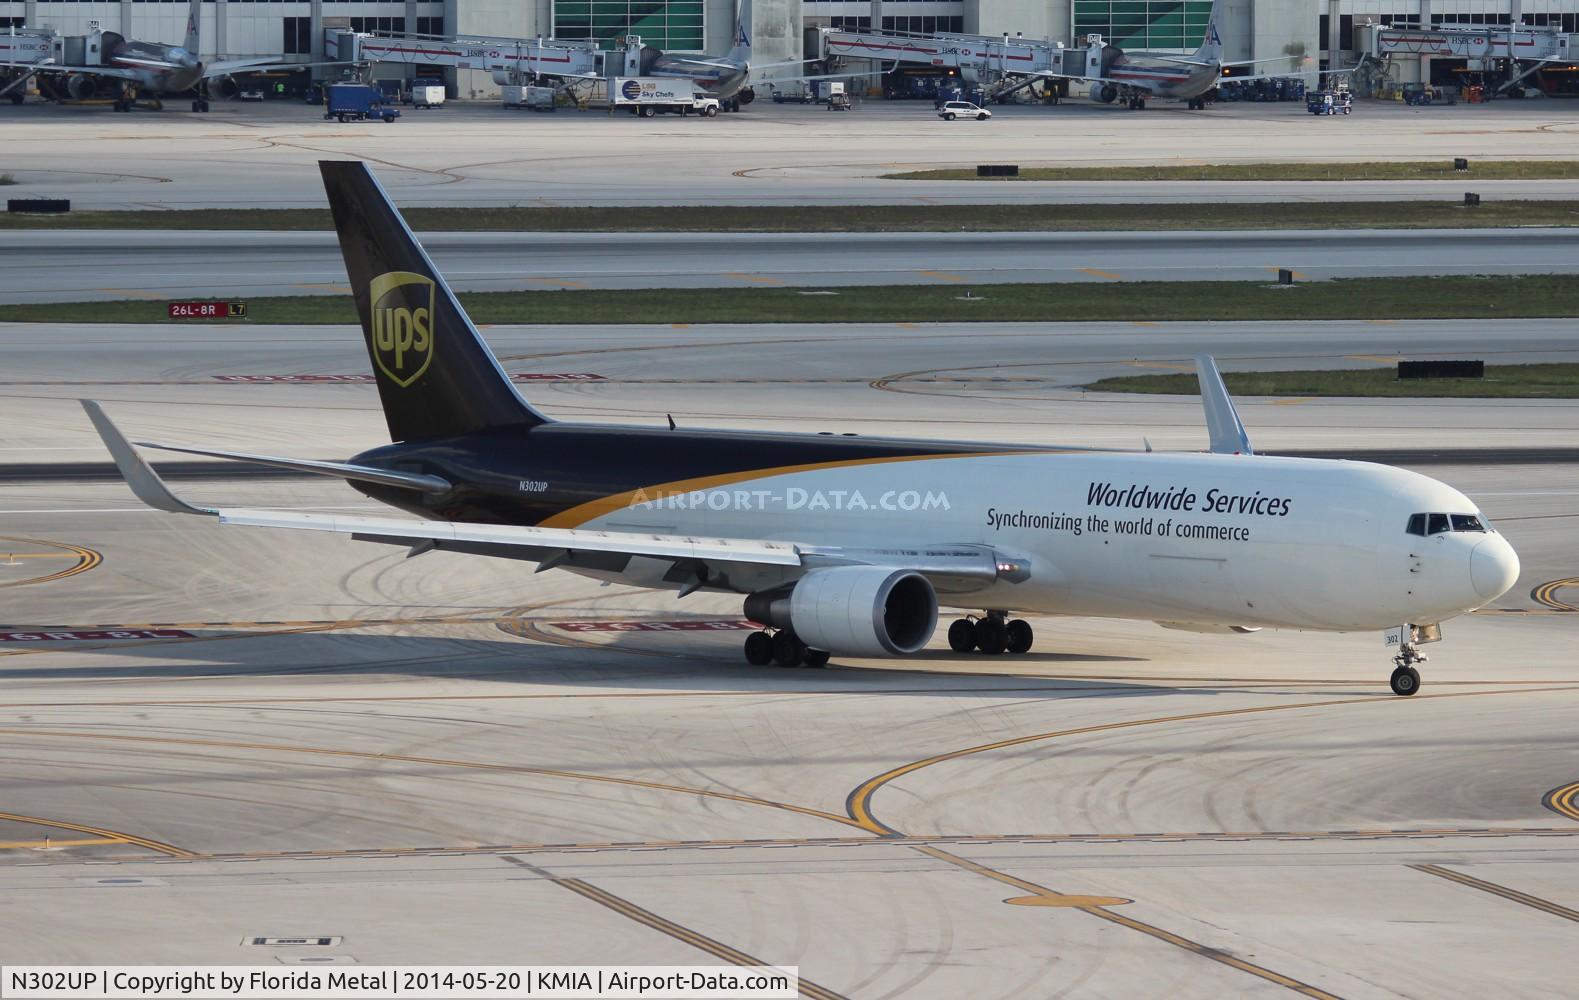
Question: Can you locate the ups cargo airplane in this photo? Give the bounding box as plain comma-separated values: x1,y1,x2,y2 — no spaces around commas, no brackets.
84,162,1520,696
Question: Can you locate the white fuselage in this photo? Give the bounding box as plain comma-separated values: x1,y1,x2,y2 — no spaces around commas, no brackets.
571,451,1518,632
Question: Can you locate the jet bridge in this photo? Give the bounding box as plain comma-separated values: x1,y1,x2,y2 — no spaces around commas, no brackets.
0,28,56,102
1358,23,1575,95
819,27,1104,85
324,29,615,87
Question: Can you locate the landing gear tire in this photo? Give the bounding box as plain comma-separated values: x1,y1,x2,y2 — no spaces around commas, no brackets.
191,100,201,113
1389,665,1421,696
744,630,773,666
201,100,210,112
802,649,831,669
1006,619,1034,655
975,617,1008,655
947,618,976,652
771,630,806,668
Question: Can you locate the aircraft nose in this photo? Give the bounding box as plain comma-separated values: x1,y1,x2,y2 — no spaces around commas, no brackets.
1470,534,1520,600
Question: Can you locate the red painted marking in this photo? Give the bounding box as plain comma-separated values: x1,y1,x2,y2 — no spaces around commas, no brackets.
212,373,605,383
552,620,759,633
169,301,231,319
0,629,194,642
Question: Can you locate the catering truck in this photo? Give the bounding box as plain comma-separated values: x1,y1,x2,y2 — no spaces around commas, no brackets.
611,77,720,117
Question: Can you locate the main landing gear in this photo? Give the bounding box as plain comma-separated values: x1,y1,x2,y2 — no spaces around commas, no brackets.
947,612,1033,655
743,628,830,669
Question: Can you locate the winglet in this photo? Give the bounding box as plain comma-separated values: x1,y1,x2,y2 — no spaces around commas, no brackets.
80,400,215,515
1194,355,1253,456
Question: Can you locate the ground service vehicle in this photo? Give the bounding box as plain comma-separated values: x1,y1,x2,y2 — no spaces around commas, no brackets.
612,76,720,117
1307,90,1352,115
411,84,445,109
324,83,400,123
939,100,991,121
828,82,851,111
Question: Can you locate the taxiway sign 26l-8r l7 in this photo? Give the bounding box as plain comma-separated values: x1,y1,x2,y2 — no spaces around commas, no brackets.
84,161,1519,696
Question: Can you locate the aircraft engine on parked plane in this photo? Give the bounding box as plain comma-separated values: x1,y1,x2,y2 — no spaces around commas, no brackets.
745,567,938,656
208,75,240,99
1092,82,1119,103
66,74,98,100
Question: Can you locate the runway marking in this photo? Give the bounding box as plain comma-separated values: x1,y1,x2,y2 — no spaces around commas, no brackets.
1078,267,1124,281
1531,578,1579,612
0,728,865,831
0,838,121,850
914,845,1339,1000
1345,354,1402,364
502,857,849,1000
93,288,167,301
1265,266,1310,281
845,685,1579,835
21,825,1579,866
918,270,967,283
1124,360,1195,372
0,537,102,589
0,810,195,859
1410,864,1579,924
524,277,589,289
722,273,786,286
1267,397,1318,406
1543,780,1579,822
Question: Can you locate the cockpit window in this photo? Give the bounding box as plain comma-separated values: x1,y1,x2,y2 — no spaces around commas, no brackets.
1427,513,1451,535
1451,514,1486,532
1406,513,1426,536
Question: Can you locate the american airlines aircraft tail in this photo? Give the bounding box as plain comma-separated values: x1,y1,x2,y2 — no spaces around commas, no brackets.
83,161,1521,696
728,0,753,63
1192,0,1226,63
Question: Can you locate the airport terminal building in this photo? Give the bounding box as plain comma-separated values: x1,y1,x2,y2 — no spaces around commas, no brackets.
4,1,1576,93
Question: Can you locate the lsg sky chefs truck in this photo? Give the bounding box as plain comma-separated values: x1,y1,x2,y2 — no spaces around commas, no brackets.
612,77,721,117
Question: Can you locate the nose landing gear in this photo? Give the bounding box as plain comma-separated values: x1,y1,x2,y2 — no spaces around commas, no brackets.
1390,644,1426,696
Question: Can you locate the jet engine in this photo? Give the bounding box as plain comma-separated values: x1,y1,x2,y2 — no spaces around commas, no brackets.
66,74,98,100
736,86,755,105
744,566,937,656
207,75,239,100
1091,83,1118,104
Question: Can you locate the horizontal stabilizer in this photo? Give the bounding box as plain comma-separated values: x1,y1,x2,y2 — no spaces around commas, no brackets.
1194,354,1253,456
134,441,452,494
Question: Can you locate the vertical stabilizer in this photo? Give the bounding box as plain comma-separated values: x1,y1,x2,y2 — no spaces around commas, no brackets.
319,161,549,443
1192,0,1225,63
728,0,752,62
184,0,201,52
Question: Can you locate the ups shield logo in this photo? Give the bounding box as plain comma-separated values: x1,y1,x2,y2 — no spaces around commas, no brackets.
369,271,435,387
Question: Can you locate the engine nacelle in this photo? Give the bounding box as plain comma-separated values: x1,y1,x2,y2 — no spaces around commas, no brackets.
745,566,937,656
208,75,239,100
66,74,98,100
736,86,755,105
1091,83,1118,104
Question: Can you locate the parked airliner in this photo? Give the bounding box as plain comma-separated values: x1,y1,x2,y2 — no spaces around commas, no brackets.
85,161,1520,696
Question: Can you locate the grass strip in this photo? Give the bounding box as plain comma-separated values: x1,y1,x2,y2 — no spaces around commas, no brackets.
4,275,1577,326
1089,363,1579,399
1,201,1578,232
888,161,1579,182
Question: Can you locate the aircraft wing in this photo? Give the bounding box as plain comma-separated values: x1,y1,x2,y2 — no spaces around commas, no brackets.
83,400,1005,593
0,61,144,81
203,58,354,79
